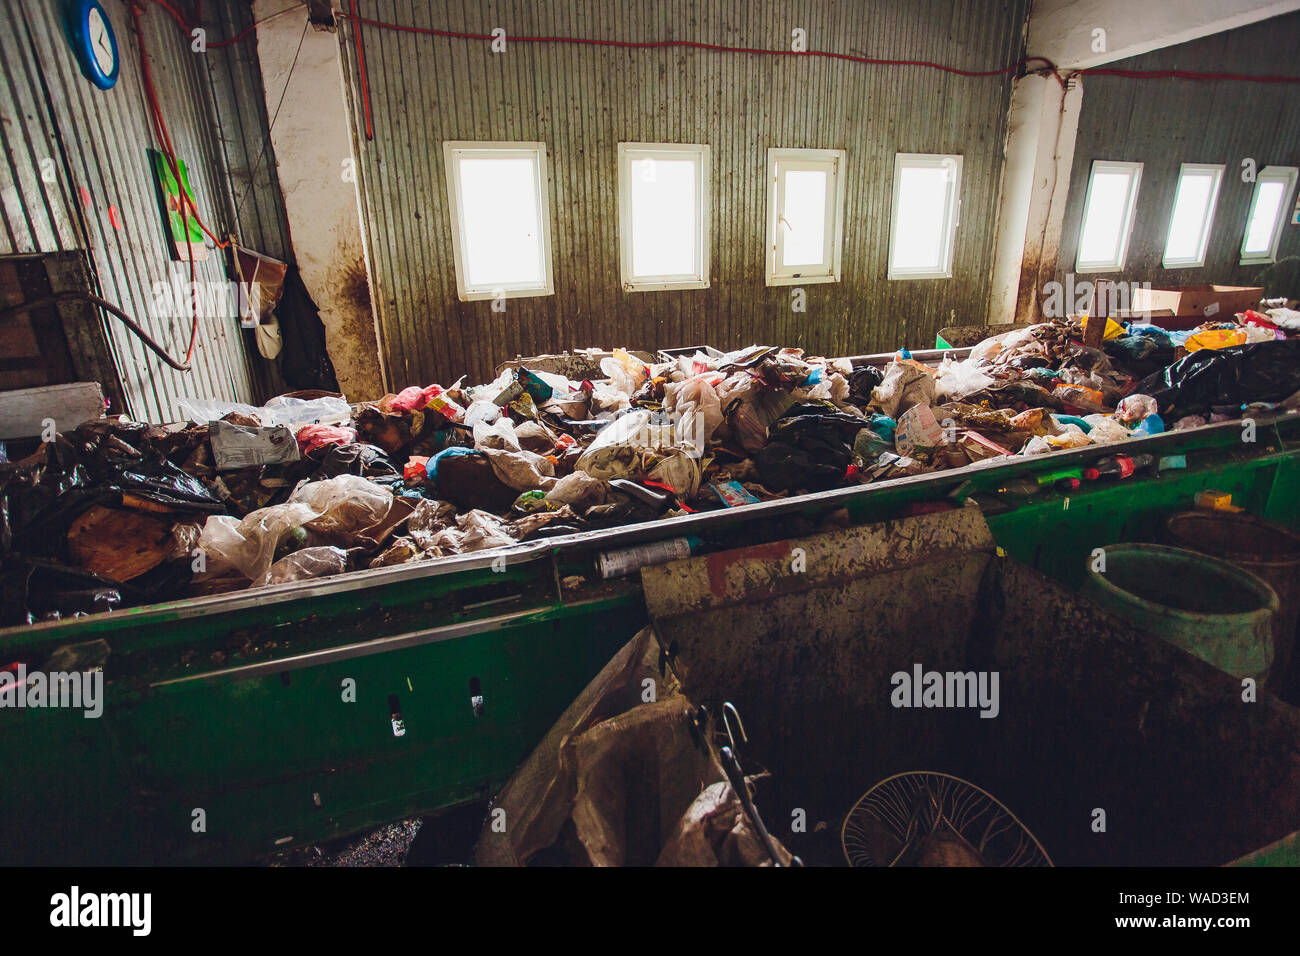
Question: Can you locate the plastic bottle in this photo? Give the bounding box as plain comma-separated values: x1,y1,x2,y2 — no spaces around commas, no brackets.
1082,453,1156,480
596,536,703,579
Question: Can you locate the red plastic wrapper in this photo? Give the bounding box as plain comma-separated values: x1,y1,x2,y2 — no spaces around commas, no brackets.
297,424,358,455
390,385,440,412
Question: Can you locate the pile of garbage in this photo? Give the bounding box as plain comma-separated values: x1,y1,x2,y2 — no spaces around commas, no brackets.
3,312,1299,624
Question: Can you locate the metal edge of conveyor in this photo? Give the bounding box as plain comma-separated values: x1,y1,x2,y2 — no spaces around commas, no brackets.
147,593,626,687
2,408,1295,642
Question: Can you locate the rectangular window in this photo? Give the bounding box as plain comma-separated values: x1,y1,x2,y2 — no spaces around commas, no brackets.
888,153,962,280
1240,165,1298,265
1162,163,1224,269
443,141,554,301
765,148,846,285
618,143,710,291
1075,160,1143,273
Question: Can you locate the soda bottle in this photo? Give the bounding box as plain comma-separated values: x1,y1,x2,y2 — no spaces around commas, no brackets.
1082,453,1156,480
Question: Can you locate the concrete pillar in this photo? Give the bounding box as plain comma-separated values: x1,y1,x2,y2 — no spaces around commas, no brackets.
252,0,385,400
986,73,1084,324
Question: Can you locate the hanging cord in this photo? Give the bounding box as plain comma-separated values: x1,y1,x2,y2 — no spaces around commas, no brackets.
0,292,194,371
234,18,309,221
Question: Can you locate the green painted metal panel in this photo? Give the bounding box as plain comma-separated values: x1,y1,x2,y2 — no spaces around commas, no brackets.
3,413,1298,863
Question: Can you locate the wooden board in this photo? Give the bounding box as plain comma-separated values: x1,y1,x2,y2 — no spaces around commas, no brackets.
0,382,104,439
67,505,173,582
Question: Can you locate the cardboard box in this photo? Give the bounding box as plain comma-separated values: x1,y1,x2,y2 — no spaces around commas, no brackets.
1130,285,1264,320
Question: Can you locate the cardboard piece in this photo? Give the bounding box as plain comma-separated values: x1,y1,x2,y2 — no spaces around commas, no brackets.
894,404,946,458
1131,285,1264,319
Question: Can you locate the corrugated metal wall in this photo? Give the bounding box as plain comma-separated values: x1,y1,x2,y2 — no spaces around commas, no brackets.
0,0,280,421
337,0,1031,387
1054,11,1300,294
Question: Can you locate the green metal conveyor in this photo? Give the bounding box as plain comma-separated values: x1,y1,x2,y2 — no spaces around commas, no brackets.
1,411,1298,864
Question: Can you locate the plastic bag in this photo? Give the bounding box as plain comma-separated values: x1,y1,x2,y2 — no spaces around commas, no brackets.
1115,394,1158,425
253,546,348,588
870,360,937,418
599,348,649,397
545,471,610,512
297,424,357,455
663,375,724,458
1023,424,1090,455
934,357,995,402
421,509,517,554
1137,340,1300,414
198,475,391,581
1081,416,1131,445
715,375,796,453
178,394,350,429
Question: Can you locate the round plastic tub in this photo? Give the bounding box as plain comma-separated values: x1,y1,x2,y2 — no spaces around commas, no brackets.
1165,511,1300,700
1081,543,1279,682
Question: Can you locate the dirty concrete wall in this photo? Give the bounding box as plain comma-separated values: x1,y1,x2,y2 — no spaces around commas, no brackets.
253,0,385,401
1052,11,1300,297
335,0,1032,387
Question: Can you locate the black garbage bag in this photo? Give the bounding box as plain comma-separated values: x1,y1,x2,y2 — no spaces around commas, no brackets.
1137,340,1300,415
847,366,885,407
755,412,863,492
311,442,402,486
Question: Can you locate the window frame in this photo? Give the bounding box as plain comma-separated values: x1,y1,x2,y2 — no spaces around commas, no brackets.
1074,160,1143,274
887,152,962,281
443,140,555,302
617,142,711,292
764,147,847,286
1162,163,1225,269
1239,165,1299,266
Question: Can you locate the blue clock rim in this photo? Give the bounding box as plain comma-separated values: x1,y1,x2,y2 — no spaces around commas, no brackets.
72,0,120,90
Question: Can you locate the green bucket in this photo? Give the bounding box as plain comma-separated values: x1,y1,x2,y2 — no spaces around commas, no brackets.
1082,543,1279,683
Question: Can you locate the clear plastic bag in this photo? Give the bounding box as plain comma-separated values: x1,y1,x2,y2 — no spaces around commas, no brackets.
253,546,348,588
663,375,724,458
177,394,351,428
198,475,391,581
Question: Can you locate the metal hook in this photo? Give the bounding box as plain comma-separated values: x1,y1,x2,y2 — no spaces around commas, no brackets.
721,702,747,752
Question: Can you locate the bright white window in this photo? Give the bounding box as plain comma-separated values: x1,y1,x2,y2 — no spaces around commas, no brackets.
1240,165,1298,265
1162,163,1224,269
888,153,962,280
1076,160,1142,273
765,148,846,286
618,143,710,291
443,141,554,300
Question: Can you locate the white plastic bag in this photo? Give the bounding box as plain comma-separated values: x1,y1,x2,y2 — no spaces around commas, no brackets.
599,348,649,397
663,375,724,458
934,357,995,402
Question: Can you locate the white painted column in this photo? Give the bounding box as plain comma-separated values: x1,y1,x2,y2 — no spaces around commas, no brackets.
986,73,1083,324
252,0,385,400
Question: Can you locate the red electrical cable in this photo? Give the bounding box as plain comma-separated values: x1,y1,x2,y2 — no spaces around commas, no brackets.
130,2,225,367
342,13,1062,80
350,0,374,139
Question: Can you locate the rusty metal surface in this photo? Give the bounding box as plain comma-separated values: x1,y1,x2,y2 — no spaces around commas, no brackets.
336,0,1032,388
643,503,995,617
644,522,1300,865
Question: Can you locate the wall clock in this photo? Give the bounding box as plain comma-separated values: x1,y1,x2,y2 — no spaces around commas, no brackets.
67,0,120,91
